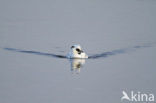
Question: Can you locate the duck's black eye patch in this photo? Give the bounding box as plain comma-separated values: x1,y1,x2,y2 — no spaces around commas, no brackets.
76,48,81,52
76,48,81,55
71,46,75,48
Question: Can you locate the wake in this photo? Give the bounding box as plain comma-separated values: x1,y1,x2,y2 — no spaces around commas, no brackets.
2,43,154,59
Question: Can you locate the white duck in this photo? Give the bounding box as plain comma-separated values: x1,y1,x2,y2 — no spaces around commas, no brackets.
67,44,88,59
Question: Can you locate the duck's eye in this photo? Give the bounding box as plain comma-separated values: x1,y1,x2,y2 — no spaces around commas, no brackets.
71,46,75,48
76,48,81,52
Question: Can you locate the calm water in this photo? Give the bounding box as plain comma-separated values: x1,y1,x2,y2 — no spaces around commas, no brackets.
0,0,156,103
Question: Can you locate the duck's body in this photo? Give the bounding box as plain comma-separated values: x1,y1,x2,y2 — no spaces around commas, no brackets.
67,44,88,59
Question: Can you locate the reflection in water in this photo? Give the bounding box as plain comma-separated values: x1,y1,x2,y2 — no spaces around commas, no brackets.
69,59,86,74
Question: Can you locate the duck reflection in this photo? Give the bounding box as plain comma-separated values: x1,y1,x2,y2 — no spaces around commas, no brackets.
69,59,86,74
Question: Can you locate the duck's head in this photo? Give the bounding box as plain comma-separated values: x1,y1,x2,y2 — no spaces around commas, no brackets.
71,44,83,55
68,44,88,59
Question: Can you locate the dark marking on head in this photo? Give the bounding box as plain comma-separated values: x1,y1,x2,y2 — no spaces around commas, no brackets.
71,46,75,48
76,48,82,55
76,48,81,52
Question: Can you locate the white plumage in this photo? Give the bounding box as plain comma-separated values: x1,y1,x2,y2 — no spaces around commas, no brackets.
67,44,88,59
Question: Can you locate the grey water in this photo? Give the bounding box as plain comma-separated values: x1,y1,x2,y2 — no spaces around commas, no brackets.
0,0,156,103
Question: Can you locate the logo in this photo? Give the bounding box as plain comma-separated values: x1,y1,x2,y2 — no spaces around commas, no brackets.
121,91,154,102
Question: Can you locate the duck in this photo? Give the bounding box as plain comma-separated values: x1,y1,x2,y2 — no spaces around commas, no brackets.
67,44,88,59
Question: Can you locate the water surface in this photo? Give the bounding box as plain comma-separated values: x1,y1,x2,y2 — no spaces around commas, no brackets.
0,0,156,103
